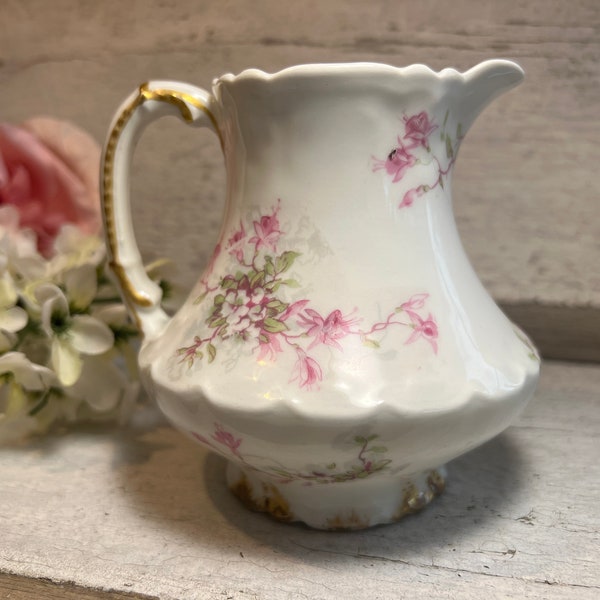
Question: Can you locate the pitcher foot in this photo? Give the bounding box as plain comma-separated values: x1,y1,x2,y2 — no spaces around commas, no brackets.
226,462,447,530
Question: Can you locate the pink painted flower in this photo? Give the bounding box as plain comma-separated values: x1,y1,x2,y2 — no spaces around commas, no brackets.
226,221,246,262
0,118,101,256
249,202,282,252
257,332,283,362
405,312,439,354
403,112,438,148
212,422,242,458
298,308,359,350
400,293,429,312
191,431,212,447
280,299,309,322
291,348,323,391
399,185,426,209
372,141,416,183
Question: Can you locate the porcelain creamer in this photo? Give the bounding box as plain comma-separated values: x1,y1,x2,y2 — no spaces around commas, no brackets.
101,60,539,529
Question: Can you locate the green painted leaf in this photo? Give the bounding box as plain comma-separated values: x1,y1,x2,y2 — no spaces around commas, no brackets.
266,299,287,314
263,317,288,333
275,251,301,274
250,270,265,287
207,343,217,363
214,294,225,305
265,261,275,276
194,291,208,304
259,333,269,344
283,278,301,288
439,175,444,190
366,434,379,441
357,470,370,478
369,446,388,454
326,462,336,470
362,338,380,349
457,122,463,139
354,435,367,444
443,109,449,127
221,277,237,290
446,135,454,159
209,317,227,328
269,281,282,292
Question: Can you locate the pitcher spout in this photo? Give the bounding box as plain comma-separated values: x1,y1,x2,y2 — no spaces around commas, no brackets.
458,60,524,132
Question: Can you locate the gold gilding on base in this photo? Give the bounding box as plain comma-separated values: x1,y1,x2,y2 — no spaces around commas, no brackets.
326,511,370,531
393,469,446,522
102,82,222,314
229,474,293,523
229,468,446,530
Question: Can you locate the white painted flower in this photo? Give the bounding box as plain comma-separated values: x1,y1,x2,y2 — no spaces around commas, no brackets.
251,289,265,304
36,280,114,386
230,315,250,334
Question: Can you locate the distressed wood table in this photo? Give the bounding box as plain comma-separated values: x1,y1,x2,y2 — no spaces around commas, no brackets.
0,0,598,598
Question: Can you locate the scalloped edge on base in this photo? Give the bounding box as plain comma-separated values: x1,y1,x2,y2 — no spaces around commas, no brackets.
226,462,447,530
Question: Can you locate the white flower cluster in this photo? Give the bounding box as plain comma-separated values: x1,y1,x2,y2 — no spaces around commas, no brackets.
0,206,154,444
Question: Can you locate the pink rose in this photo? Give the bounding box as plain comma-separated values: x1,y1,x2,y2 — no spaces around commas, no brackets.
0,117,101,256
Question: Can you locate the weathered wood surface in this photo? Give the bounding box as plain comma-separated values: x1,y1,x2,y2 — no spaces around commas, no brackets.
0,0,599,361
0,361,599,600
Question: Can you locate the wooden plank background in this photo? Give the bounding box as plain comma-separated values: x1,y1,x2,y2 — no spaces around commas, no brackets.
0,0,598,360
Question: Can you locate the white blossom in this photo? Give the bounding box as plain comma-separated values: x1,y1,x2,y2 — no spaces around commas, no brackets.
36,282,114,386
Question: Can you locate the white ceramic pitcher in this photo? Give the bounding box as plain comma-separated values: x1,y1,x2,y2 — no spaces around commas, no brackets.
101,60,539,529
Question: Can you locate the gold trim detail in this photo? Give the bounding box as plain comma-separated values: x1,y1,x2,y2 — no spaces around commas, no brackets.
140,86,224,148
102,82,222,312
393,469,446,521
229,474,294,523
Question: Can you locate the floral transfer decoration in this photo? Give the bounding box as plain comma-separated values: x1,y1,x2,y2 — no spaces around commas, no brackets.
193,422,391,485
373,110,463,209
176,200,438,390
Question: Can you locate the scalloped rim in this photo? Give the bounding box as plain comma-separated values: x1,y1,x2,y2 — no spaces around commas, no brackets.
214,59,524,86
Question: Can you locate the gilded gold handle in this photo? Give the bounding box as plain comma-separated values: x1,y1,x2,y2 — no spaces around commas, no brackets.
101,81,222,337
